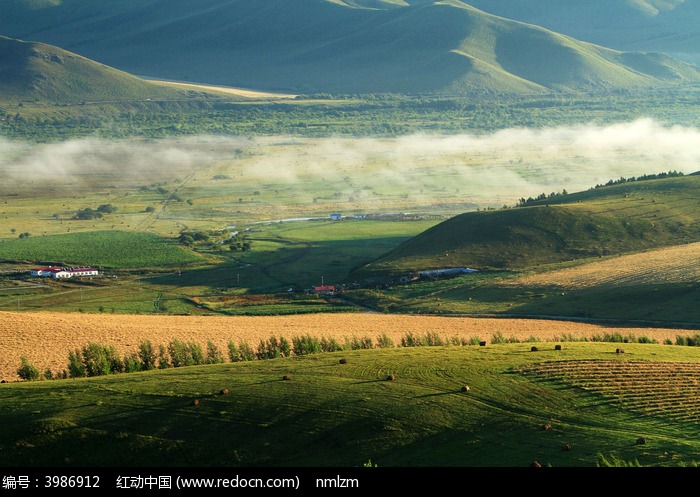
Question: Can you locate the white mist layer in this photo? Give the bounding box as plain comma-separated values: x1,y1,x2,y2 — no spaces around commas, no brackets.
1,118,698,205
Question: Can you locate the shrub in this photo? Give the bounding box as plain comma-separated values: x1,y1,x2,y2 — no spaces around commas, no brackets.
157,344,170,369
279,336,292,358
239,341,255,361
189,342,204,365
17,356,39,381
293,335,321,355
206,340,225,364
68,349,86,378
401,332,422,347
347,336,373,350
376,333,394,349
604,332,625,343
423,331,444,346
138,340,157,370
44,368,53,380
320,336,343,352
123,353,143,373
491,332,507,344
228,339,241,362
257,337,284,360
81,342,122,376
168,338,190,367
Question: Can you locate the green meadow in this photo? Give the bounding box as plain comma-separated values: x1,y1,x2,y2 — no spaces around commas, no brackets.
3,342,700,467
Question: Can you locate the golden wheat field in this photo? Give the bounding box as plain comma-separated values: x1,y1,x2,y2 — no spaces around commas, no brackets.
0,311,690,381
501,242,700,288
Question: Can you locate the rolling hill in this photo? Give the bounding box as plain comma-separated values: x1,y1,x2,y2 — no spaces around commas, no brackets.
0,35,226,103
3,340,700,468
1,0,699,95
351,173,700,279
463,0,700,68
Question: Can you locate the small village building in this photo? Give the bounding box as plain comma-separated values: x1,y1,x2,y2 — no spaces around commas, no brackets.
30,266,100,279
312,284,337,295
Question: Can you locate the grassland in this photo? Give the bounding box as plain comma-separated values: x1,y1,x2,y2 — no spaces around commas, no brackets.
2,339,700,467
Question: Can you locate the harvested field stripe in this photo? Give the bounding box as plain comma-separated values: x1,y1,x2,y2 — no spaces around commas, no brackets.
0,311,693,381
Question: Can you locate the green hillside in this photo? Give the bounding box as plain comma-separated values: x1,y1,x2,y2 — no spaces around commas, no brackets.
465,0,700,67
3,342,700,468
352,173,700,279
1,0,699,95
0,35,223,104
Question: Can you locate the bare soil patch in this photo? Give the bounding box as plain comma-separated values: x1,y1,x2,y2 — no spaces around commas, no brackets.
0,311,688,381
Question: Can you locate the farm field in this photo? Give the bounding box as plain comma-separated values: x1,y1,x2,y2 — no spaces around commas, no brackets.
0,310,693,382
500,241,700,289
3,340,700,468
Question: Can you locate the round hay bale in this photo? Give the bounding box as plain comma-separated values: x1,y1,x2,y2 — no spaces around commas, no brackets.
282,375,292,381
192,399,200,406
386,374,396,381
562,443,572,451
461,385,471,393
554,344,562,351
479,341,486,347
616,348,625,354
219,388,230,395
339,358,347,364
636,437,646,445
530,346,539,352
542,422,552,431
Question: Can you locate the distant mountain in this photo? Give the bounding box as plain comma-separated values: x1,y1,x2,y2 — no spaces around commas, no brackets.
463,0,700,67
0,35,210,103
1,0,699,95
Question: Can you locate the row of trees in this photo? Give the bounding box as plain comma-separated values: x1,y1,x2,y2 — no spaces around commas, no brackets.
19,329,700,381
16,333,395,380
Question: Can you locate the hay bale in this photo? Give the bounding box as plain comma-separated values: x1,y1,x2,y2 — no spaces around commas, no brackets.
192,399,200,406
479,341,486,347
530,460,542,468
542,422,552,431
339,358,347,364
386,374,396,381
461,385,471,393
554,344,562,351
562,443,572,451
219,388,230,395
530,346,539,352
616,348,625,354
636,437,646,445
282,375,292,381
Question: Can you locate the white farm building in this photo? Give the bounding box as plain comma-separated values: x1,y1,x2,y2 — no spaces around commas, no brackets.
30,266,100,279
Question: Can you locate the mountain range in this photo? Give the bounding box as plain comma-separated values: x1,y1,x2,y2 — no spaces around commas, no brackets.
1,0,699,96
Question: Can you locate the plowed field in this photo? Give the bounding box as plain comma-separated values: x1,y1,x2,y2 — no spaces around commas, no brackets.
0,311,688,381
